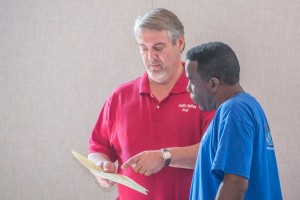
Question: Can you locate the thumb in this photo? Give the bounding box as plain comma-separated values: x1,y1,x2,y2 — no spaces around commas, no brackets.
102,161,115,173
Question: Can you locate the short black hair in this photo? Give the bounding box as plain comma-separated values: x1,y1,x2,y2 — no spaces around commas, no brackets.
186,42,240,85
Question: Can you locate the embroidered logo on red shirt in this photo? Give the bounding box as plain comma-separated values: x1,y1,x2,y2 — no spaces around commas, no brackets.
178,104,197,112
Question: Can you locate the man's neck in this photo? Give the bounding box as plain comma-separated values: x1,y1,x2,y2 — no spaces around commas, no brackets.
216,83,244,108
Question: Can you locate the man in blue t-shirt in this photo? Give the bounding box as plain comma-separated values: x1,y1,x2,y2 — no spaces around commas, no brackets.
185,42,282,200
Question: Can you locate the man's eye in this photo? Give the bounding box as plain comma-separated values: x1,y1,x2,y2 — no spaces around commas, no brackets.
140,48,147,53
154,46,163,51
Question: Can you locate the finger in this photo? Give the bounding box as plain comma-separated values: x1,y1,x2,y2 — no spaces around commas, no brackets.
138,166,147,175
132,163,143,173
96,177,115,187
121,155,140,169
144,170,152,176
106,179,115,186
95,161,104,171
102,164,112,172
102,161,116,173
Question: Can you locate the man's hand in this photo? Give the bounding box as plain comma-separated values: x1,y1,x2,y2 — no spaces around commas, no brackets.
92,160,117,188
121,150,164,176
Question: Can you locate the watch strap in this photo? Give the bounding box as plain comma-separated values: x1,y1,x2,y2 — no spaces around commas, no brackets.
161,148,171,166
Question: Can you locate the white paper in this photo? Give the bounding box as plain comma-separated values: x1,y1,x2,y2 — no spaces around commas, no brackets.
72,150,148,195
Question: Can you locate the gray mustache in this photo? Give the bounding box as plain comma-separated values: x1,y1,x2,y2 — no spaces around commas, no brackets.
147,61,162,65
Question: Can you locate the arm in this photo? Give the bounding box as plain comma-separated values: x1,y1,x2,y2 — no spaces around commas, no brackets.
215,173,248,200
88,152,117,188
121,143,199,176
168,143,199,168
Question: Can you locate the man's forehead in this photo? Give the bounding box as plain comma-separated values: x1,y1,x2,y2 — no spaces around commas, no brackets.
138,29,170,42
186,60,198,69
186,60,199,76
139,42,166,47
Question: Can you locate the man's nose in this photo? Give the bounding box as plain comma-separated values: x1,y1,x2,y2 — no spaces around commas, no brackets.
147,49,156,60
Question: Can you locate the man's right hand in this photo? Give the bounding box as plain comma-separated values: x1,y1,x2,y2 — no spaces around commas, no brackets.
92,160,117,188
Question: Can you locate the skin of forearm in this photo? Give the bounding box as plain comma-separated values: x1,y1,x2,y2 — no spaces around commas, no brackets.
88,152,111,164
168,143,199,169
215,174,248,200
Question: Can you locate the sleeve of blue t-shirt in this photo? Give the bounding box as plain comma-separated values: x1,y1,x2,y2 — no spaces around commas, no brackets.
211,109,255,181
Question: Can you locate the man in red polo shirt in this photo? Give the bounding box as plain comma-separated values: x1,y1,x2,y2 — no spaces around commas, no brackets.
88,8,215,200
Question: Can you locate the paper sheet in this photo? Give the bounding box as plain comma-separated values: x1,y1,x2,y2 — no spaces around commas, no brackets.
72,150,148,195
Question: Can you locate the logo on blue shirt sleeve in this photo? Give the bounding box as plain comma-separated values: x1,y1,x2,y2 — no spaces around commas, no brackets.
265,124,274,150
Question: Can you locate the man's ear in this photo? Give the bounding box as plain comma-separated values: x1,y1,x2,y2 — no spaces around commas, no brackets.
208,77,220,92
177,36,185,52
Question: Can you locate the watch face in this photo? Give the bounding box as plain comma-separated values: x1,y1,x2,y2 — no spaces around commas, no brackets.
163,151,171,159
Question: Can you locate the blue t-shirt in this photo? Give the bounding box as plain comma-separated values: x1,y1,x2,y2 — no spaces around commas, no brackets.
190,92,282,200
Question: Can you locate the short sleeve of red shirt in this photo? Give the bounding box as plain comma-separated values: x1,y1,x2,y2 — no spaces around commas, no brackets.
88,95,118,162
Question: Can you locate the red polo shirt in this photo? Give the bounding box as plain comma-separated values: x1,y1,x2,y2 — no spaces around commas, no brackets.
89,68,215,200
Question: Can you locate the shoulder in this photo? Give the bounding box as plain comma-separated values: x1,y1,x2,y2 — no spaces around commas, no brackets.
217,92,261,125
221,93,258,111
110,76,142,97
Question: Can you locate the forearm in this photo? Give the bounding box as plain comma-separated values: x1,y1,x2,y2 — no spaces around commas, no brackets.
168,143,199,169
88,152,111,164
215,174,248,200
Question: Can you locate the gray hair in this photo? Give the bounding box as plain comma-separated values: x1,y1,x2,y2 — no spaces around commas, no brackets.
134,8,184,45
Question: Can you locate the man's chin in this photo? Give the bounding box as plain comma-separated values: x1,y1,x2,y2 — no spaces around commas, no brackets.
199,106,207,111
190,96,197,104
148,65,162,71
147,72,168,83
191,98,204,110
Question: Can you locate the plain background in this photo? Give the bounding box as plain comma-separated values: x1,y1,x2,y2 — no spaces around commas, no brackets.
1,0,299,199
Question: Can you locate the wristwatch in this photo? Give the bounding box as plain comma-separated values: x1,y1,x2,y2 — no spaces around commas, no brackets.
161,148,172,166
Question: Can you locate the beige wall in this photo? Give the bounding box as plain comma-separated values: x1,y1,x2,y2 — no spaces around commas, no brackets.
1,1,299,199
